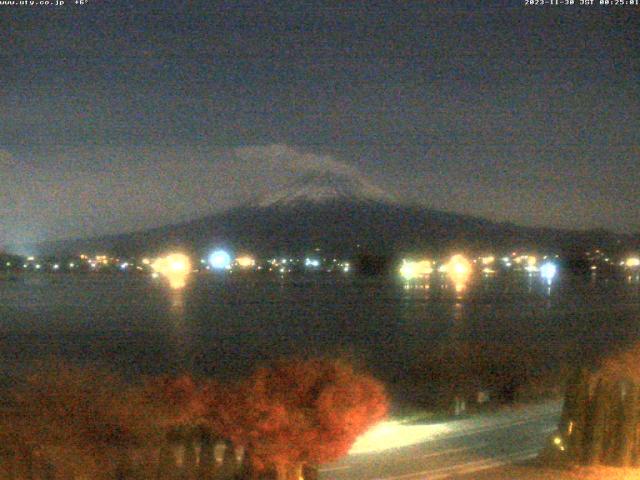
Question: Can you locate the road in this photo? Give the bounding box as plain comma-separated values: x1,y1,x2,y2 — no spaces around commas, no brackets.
319,400,562,480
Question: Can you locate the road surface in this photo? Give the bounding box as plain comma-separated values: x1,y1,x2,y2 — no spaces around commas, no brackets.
320,400,562,480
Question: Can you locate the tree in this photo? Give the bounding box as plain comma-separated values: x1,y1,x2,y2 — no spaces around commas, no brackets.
203,359,388,480
617,383,637,466
559,343,640,467
8,362,165,479
563,368,590,461
584,380,608,464
141,374,208,428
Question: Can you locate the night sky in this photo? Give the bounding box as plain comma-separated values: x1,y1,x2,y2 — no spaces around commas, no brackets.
2,1,638,249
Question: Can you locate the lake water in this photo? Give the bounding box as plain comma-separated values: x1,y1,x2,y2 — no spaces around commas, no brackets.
1,272,639,406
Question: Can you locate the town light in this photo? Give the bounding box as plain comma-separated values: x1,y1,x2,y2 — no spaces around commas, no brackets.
399,259,432,280
400,260,417,280
480,256,495,265
305,258,320,268
540,262,557,284
416,260,433,276
446,254,472,290
235,255,256,268
525,256,539,273
626,257,640,268
209,250,232,270
152,253,191,289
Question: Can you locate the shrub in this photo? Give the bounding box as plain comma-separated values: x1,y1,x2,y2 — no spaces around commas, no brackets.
203,358,389,480
6,362,164,479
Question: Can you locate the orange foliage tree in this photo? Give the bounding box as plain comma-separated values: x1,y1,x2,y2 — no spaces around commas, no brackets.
203,358,389,480
141,374,208,428
1,359,388,480
7,362,167,479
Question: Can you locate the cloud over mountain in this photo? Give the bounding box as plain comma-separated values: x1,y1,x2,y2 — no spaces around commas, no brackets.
1,144,392,250
231,145,396,206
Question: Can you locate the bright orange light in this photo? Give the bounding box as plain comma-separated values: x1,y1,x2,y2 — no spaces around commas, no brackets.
400,259,433,280
446,254,472,288
626,257,640,268
416,260,433,276
235,255,256,268
152,253,192,289
480,256,495,265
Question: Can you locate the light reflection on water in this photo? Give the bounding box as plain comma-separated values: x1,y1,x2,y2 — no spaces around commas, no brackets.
0,272,639,387
169,287,186,314
165,286,196,373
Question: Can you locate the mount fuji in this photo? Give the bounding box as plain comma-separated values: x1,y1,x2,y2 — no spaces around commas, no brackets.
256,171,398,208
35,169,636,258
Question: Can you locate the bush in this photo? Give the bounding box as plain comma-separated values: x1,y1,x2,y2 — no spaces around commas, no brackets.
5,361,164,479
202,358,389,480
560,342,640,468
0,358,389,480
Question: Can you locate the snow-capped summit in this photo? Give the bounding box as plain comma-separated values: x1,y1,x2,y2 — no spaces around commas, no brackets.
257,171,398,208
